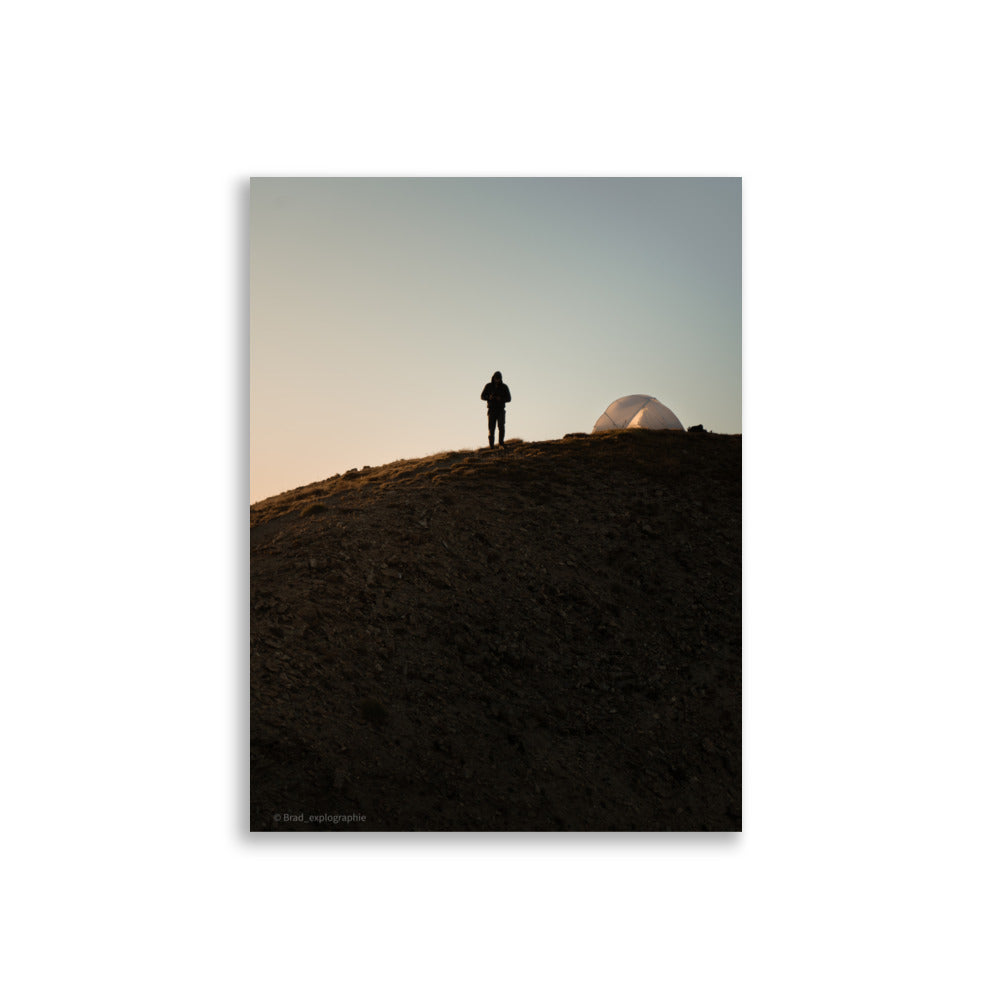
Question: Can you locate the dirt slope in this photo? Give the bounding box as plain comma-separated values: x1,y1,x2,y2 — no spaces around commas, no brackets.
250,430,741,831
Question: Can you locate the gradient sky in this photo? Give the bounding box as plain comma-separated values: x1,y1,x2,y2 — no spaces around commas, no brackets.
250,178,741,504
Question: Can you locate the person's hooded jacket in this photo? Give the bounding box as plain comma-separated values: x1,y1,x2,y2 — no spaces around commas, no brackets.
480,372,511,415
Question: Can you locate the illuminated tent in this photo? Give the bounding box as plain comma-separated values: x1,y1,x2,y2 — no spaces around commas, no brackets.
592,395,685,432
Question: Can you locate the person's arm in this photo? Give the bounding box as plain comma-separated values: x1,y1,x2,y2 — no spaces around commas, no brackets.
503,385,511,403
481,385,490,401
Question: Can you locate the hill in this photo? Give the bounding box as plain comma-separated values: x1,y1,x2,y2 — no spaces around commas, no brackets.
250,429,741,831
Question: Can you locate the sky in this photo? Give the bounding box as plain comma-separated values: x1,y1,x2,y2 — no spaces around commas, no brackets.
250,177,740,503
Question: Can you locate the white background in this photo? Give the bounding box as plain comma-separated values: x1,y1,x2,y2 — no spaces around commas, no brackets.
3,2,997,996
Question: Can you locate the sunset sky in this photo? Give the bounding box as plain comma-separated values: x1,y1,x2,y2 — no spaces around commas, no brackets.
250,177,740,503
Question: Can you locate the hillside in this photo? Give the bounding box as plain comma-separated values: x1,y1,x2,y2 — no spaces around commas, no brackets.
250,430,741,831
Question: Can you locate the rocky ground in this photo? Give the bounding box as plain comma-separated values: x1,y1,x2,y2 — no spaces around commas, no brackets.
250,429,741,831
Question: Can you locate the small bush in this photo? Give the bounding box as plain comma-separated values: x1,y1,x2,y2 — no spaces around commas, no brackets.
301,502,327,517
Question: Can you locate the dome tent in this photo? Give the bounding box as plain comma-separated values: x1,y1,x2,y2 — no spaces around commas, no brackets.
592,395,685,433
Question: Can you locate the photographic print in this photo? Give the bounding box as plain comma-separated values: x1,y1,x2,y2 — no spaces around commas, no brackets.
250,178,741,831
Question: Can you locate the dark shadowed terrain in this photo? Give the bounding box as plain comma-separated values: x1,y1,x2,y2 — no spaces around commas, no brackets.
250,429,741,831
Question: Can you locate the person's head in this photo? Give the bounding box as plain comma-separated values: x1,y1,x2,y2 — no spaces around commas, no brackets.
492,371,502,383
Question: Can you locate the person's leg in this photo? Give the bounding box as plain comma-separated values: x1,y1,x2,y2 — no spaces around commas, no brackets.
488,412,496,447
498,411,505,446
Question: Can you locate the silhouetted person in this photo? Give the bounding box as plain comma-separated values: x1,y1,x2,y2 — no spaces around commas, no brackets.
480,370,511,448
